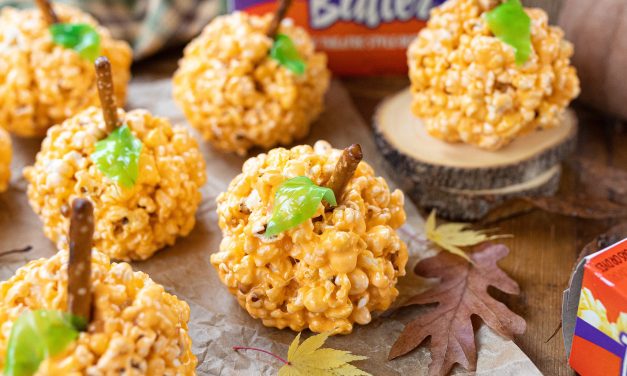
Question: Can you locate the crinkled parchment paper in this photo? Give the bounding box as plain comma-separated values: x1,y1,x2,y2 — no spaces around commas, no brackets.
0,77,541,376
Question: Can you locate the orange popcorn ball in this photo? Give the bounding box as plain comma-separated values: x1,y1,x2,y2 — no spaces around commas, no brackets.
0,128,10,192
0,4,132,138
211,141,408,334
0,250,197,374
24,107,207,261
173,12,330,155
407,0,580,150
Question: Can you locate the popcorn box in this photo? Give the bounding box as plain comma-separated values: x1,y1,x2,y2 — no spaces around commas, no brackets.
230,0,446,75
563,238,627,376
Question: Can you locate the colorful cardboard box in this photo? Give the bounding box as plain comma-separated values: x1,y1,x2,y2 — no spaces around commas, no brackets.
231,0,446,75
563,238,627,376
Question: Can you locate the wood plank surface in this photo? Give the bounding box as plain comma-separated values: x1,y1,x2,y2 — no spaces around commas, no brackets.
343,76,627,376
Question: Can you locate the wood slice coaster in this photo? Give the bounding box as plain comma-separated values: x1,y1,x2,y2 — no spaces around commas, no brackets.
406,165,562,221
374,88,577,190
373,88,577,220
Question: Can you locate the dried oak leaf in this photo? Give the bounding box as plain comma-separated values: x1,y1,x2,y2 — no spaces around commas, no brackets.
570,158,627,204
480,159,627,223
389,243,526,376
522,196,627,219
521,159,627,219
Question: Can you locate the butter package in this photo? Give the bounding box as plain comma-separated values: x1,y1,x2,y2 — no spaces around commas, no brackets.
563,238,627,376
230,0,446,75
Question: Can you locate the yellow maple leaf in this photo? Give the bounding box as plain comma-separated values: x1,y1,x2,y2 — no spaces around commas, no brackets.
278,332,372,376
425,210,511,261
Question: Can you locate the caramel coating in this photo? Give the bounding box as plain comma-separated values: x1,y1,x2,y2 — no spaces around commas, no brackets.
407,0,580,150
173,12,330,155
24,107,207,261
0,250,197,374
0,128,10,192
211,141,408,334
0,4,132,137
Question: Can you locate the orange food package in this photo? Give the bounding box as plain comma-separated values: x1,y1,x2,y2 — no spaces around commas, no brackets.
231,0,446,75
564,238,627,376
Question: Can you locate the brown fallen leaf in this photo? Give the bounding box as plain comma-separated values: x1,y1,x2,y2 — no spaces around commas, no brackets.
522,196,627,219
477,199,537,226
480,158,627,223
389,243,526,376
570,158,627,204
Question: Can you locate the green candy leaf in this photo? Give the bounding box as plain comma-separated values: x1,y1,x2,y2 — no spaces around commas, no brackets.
50,23,101,62
91,124,142,188
485,0,532,65
4,310,85,376
265,176,336,237
270,34,307,75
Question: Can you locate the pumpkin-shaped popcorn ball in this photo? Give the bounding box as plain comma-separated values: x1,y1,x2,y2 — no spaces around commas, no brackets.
210,141,408,334
0,1,132,137
0,128,10,192
173,9,330,155
408,0,580,150
0,200,197,375
24,58,207,261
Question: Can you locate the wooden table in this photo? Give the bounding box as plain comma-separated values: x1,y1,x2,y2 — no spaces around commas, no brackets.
342,77,627,376
136,53,627,375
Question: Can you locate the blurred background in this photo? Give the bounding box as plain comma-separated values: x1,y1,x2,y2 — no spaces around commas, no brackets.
4,0,622,121
0,0,562,60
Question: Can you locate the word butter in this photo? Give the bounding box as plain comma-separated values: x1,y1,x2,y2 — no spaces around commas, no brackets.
233,0,446,74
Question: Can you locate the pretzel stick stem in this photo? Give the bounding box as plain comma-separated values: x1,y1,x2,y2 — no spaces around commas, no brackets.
95,57,120,134
327,144,363,203
35,0,58,25
68,198,94,324
267,0,293,39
